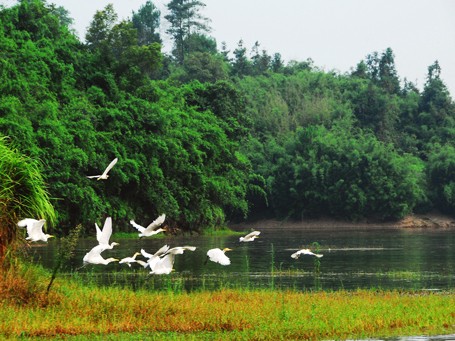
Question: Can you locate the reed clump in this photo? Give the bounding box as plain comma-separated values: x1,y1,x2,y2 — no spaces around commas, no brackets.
1,264,455,340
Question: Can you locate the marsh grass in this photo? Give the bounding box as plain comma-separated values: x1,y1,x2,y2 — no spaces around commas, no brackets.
2,264,455,340
0,138,56,263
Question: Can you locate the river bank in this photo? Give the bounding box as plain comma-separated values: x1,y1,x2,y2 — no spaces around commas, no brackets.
229,212,455,231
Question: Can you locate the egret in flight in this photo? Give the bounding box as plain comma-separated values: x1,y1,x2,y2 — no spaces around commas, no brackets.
130,213,166,238
206,248,232,265
240,231,260,242
87,157,118,180
291,248,323,259
95,217,119,250
119,252,142,267
17,218,54,242
83,244,119,265
150,246,196,275
140,245,170,269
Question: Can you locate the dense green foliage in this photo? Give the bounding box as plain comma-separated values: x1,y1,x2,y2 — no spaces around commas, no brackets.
1,0,454,235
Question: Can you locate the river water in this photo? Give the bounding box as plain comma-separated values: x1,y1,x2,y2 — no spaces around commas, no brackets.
28,226,455,292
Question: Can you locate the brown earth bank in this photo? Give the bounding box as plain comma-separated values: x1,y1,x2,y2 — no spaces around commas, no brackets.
228,212,455,231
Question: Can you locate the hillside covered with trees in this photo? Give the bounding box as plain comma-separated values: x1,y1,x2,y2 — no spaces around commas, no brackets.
1,0,455,235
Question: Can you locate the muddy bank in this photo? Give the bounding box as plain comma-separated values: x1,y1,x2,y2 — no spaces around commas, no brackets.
229,213,455,231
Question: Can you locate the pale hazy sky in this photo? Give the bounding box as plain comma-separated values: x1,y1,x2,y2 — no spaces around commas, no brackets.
3,0,455,95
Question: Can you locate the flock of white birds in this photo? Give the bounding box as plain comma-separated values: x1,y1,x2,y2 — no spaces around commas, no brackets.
17,158,323,275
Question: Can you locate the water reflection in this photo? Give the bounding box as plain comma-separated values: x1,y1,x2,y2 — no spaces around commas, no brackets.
28,227,455,291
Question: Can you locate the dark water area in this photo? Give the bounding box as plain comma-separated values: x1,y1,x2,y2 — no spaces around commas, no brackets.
27,226,455,292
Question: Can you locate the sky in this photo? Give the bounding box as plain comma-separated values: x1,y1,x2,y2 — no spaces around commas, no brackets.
3,0,455,95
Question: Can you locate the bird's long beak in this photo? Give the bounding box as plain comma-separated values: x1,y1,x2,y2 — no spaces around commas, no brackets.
204,255,209,265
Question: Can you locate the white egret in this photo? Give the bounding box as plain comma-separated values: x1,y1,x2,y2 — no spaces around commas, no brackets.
94,217,119,250
239,231,260,242
130,213,166,238
140,245,170,269
83,244,119,265
87,157,118,180
119,252,141,267
149,245,196,275
291,248,323,259
17,218,54,242
206,248,232,266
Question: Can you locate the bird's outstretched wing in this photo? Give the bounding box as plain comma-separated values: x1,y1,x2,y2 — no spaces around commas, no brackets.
101,158,118,177
130,220,145,233
96,217,112,245
244,231,261,239
29,219,46,240
145,214,166,231
18,218,38,236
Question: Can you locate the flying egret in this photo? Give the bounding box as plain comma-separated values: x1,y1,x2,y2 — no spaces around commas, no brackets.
119,252,141,267
291,248,324,259
130,213,166,238
17,218,54,242
206,248,232,265
87,157,118,180
94,217,119,250
149,245,196,275
83,244,119,265
140,245,170,269
239,231,260,242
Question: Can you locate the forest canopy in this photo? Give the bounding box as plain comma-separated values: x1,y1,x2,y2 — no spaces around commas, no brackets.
1,0,454,235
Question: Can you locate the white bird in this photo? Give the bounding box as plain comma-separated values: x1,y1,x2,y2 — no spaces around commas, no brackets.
150,246,196,275
87,157,118,180
239,231,260,242
130,213,166,238
291,248,324,259
119,252,141,267
94,217,119,250
140,245,170,269
206,248,232,266
17,218,54,242
83,244,119,265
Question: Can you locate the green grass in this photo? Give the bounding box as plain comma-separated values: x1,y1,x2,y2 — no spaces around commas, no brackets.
2,263,455,340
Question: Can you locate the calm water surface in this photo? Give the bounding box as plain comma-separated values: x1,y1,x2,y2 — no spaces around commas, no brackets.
29,227,455,292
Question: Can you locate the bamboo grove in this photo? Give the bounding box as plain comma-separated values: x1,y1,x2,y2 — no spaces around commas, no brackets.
1,0,455,236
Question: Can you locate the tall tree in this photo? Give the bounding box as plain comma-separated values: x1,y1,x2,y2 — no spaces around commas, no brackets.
231,39,251,77
165,0,211,64
85,3,117,49
132,1,161,45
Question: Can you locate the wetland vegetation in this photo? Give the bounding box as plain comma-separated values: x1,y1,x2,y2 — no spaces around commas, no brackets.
2,0,455,339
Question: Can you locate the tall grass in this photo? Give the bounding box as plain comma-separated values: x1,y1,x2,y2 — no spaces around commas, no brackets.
0,137,56,264
1,264,455,340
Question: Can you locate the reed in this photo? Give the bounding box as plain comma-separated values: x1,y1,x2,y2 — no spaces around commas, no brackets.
2,264,455,340
0,137,56,264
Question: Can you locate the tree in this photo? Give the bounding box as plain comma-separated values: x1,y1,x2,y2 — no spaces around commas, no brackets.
231,39,251,77
132,1,161,45
165,0,211,64
85,3,117,49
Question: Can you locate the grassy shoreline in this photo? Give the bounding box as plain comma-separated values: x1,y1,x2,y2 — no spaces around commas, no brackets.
1,264,455,340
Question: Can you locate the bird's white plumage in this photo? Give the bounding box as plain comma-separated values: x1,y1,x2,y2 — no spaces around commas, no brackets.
87,157,118,180
291,248,323,259
130,213,166,237
239,230,261,242
17,218,53,242
207,248,232,265
83,244,119,265
119,252,141,267
141,245,170,269
94,217,118,250
149,245,196,275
